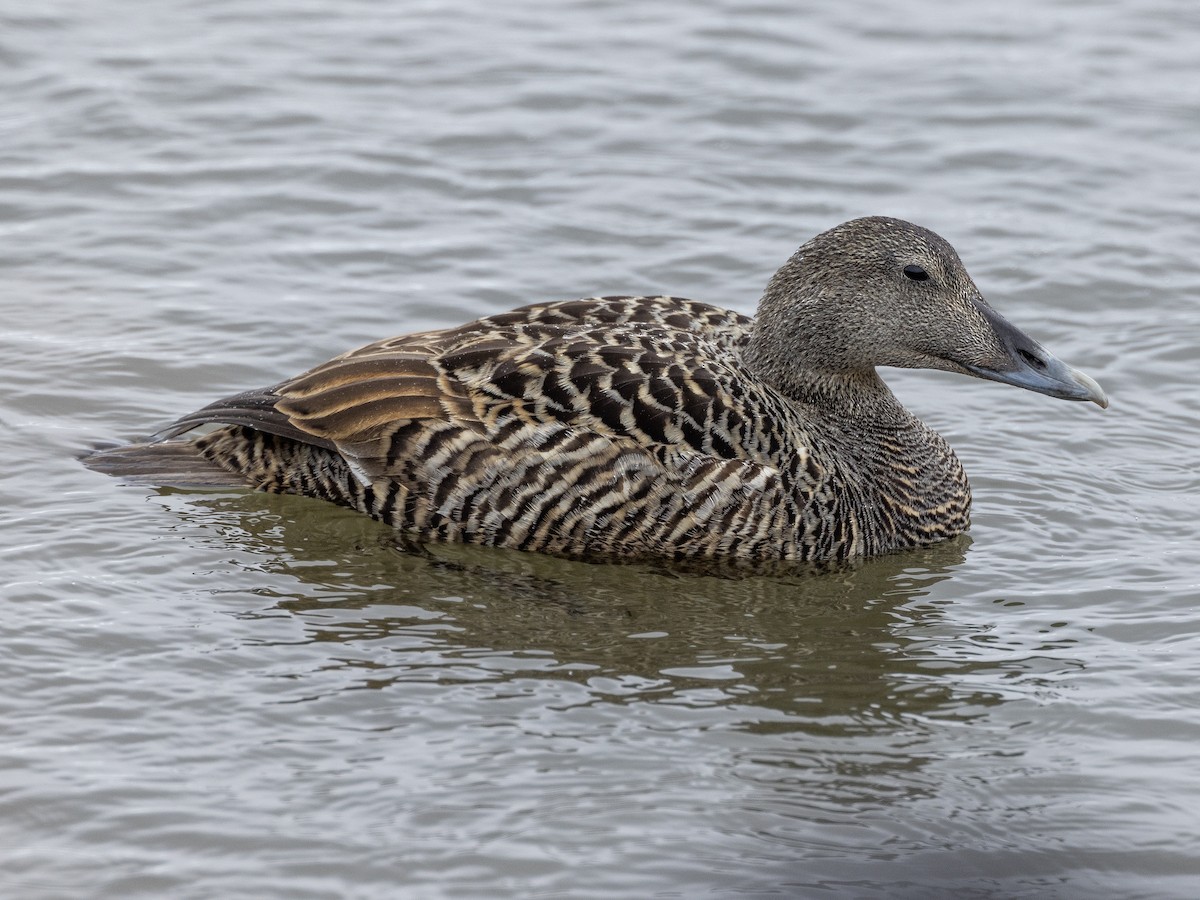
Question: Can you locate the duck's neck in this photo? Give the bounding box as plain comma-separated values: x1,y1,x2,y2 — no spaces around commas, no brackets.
743,319,971,555
742,325,910,427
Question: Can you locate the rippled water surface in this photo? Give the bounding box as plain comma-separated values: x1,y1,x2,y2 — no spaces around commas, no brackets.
3,1,1200,897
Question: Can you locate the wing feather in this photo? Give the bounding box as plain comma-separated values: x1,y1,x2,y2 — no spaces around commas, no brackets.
149,296,801,484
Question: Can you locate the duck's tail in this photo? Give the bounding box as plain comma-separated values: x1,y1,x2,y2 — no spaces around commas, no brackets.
82,439,246,488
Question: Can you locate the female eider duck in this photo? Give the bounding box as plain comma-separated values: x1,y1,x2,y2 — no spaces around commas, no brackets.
88,217,1107,563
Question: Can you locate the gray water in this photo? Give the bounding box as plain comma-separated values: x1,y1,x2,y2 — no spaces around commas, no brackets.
2,1,1199,897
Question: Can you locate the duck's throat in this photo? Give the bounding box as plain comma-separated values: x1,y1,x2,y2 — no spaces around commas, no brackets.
767,368,972,555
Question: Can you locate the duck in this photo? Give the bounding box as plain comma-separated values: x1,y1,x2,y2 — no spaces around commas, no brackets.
86,216,1108,563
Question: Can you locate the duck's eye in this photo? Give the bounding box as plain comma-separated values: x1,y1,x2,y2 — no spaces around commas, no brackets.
903,264,930,282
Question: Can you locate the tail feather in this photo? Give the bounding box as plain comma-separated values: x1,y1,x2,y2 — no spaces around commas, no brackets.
82,440,247,488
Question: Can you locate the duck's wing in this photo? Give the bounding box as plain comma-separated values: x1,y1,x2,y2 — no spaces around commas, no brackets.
148,295,742,446
153,296,798,484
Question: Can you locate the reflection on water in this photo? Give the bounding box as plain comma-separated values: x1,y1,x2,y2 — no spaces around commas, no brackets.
168,487,1031,733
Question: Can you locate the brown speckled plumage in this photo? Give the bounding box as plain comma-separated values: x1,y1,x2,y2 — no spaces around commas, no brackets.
87,217,1107,563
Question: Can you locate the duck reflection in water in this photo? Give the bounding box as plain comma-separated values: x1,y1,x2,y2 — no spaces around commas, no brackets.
167,487,1038,739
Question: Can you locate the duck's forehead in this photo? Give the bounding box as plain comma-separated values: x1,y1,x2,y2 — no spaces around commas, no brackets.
883,222,966,272
874,218,953,255
804,217,970,279
834,217,955,257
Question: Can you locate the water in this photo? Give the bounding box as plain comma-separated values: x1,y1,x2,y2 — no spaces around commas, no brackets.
3,1,1199,897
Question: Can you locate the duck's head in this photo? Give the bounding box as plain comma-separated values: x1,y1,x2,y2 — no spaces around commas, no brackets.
751,216,1108,409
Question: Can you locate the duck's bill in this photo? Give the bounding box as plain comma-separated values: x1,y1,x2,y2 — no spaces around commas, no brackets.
963,356,1109,408
964,302,1110,409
